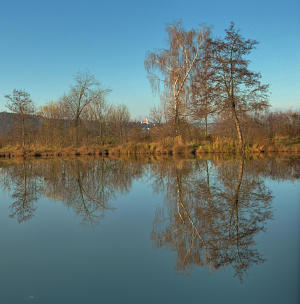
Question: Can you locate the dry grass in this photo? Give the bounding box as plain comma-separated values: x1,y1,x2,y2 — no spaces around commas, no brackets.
0,136,299,159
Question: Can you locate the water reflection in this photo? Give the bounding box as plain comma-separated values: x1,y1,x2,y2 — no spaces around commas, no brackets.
0,158,144,225
4,160,39,223
0,156,299,280
151,158,275,280
39,159,144,225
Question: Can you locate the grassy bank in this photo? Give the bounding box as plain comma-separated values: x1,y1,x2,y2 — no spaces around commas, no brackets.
0,136,299,158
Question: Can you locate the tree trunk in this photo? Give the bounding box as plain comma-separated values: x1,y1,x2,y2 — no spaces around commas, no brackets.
98,121,103,145
205,115,208,137
21,115,25,151
231,106,244,153
174,97,180,136
74,118,79,147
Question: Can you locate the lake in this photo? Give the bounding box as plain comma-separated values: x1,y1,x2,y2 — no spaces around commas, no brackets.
0,156,299,304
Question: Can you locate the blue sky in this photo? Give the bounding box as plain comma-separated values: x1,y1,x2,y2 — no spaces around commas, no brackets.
0,0,299,118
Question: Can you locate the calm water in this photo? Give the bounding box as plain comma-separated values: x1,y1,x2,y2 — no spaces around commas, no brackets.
0,156,299,304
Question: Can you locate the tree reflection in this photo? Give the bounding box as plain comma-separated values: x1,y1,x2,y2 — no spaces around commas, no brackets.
151,158,273,281
0,156,298,279
0,158,144,225
40,159,144,225
0,160,39,223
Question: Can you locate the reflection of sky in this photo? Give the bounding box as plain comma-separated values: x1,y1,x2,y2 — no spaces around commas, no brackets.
0,0,299,118
0,163,299,303
254,179,300,304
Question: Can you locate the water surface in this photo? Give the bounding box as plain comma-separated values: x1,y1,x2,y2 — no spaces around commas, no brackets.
0,156,299,303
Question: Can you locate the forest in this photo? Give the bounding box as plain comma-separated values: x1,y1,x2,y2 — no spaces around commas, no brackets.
1,22,299,157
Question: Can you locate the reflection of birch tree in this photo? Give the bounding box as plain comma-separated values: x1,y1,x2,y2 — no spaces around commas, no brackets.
151,158,273,280
151,160,209,272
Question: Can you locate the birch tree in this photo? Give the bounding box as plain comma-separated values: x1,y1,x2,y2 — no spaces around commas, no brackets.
145,22,209,135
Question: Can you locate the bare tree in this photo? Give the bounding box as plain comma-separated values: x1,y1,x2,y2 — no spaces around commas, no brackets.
149,104,164,125
190,32,219,137
84,89,111,145
212,22,269,152
5,89,35,150
145,22,209,136
62,71,102,146
108,104,130,144
38,101,66,120
37,101,67,147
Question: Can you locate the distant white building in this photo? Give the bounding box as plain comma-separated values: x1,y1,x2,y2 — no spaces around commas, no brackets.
141,118,149,124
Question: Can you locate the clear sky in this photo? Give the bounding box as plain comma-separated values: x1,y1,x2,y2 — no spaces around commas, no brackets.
0,0,299,118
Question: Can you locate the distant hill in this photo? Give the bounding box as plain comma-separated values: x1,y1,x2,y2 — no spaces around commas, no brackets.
0,112,41,137
0,112,17,136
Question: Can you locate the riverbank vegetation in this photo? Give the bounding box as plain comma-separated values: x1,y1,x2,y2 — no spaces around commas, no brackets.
1,22,299,158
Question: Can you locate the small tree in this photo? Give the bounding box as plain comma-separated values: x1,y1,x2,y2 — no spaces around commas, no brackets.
37,101,67,147
62,71,106,147
5,89,35,149
84,89,111,145
108,104,130,144
212,23,269,152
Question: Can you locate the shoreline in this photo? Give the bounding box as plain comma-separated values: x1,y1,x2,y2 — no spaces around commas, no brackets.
0,142,299,159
